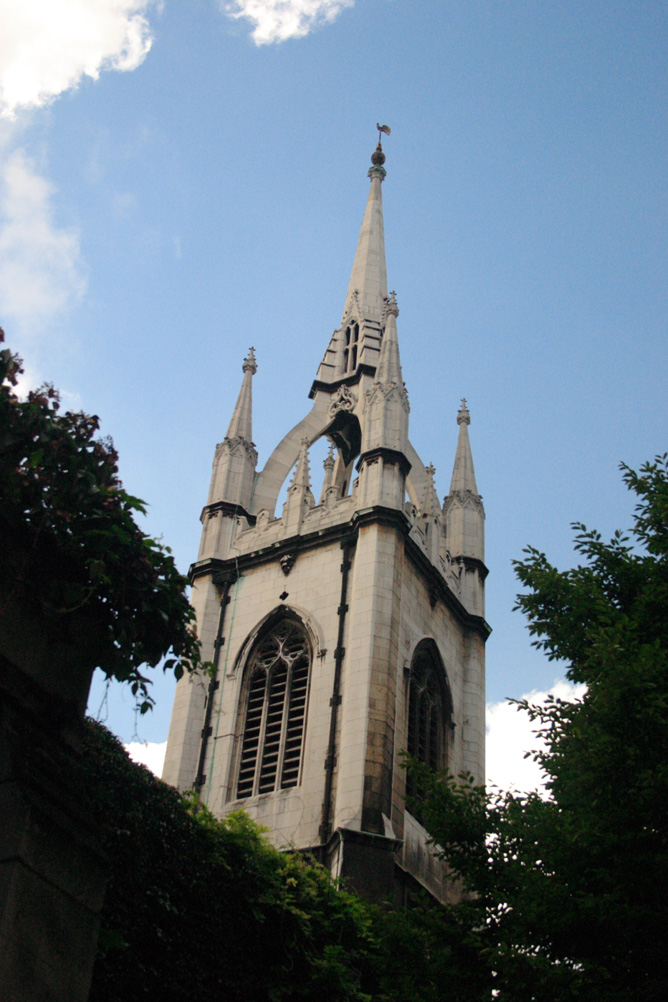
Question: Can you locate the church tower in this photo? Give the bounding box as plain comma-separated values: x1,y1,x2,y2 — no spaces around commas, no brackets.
163,137,489,904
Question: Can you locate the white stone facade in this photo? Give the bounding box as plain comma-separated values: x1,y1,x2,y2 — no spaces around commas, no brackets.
163,140,489,904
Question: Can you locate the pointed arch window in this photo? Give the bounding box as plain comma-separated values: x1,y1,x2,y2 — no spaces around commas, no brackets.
343,322,359,373
406,643,451,815
236,618,311,799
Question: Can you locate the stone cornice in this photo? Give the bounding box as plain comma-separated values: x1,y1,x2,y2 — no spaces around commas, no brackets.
308,364,377,400
455,554,489,581
356,447,412,478
199,500,257,525
190,504,490,640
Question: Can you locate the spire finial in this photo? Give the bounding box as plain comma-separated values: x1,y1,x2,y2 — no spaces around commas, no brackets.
457,398,470,426
385,291,399,317
448,399,479,497
421,463,440,519
290,437,312,490
225,348,257,442
243,346,257,375
323,442,336,471
369,124,390,180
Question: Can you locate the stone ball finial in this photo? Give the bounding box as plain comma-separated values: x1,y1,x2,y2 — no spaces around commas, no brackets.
457,398,471,426
243,347,257,375
371,142,386,167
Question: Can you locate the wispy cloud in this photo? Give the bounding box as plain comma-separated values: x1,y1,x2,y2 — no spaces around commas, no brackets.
0,148,86,334
224,0,354,45
0,0,156,118
486,680,586,795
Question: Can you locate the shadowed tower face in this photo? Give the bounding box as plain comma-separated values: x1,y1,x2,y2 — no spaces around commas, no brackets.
163,137,489,905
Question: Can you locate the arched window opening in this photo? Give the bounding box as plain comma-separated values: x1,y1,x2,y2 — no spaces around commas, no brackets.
236,619,311,799
343,323,360,372
406,644,450,819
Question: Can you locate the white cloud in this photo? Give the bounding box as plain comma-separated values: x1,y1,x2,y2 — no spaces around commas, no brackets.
0,0,155,118
224,0,354,45
486,680,586,795
126,740,167,777
0,148,86,332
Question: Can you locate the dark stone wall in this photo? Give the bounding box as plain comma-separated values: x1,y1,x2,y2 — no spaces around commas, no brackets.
0,654,106,1002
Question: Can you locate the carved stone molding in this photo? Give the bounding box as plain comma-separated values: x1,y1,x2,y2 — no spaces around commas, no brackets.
215,437,258,463
365,381,409,411
329,384,357,416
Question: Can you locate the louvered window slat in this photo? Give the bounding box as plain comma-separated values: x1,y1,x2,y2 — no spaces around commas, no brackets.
236,621,311,799
236,670,268,798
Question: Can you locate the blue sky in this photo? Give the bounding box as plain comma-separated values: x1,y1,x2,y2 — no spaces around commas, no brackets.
1,1,666,783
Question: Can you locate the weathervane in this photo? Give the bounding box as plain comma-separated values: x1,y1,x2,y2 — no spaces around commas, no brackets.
370,124,390,176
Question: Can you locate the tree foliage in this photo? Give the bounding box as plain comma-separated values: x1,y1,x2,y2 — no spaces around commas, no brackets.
85,721,370,1002
416,456,668,1001
84,721,490,1002
0,331,202,709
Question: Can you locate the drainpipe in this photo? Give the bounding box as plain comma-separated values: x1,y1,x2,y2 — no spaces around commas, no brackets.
194,569,237,794
319,535,355,845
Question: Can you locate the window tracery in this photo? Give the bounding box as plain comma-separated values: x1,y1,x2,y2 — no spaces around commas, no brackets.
236,618,311,799
406,643,450,815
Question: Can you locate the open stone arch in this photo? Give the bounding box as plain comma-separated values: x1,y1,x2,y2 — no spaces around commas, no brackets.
251,400,334,516
251,399,364,517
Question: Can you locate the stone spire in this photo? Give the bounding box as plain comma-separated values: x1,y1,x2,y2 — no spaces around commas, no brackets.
204,349,258,516
226,347,256,443
290,438,313,492
358,292,411,509
443,400,485,612
319,442,336,504
375,292,404,387
342,142,388,324
361,292,409,455
283,438,315,532
311,137,391,390
421,463,440,519
421,462,442,564
448,398,479,496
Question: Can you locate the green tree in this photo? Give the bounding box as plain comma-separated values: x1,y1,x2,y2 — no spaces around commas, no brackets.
416,456,668,1001
84,721,377,1002
85,720,490,1002
0,330,202,710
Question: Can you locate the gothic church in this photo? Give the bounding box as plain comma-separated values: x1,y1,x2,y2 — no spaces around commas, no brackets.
163,138,489,904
